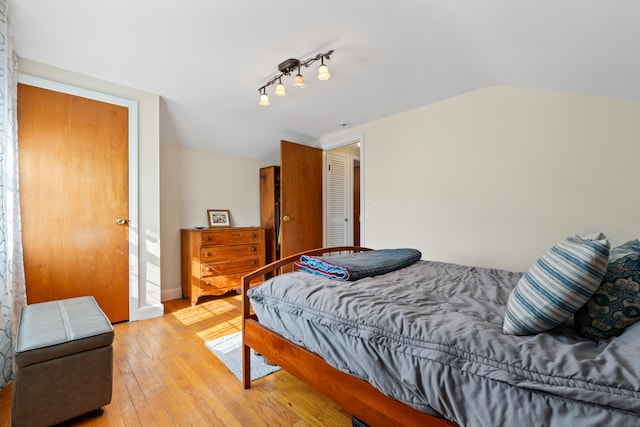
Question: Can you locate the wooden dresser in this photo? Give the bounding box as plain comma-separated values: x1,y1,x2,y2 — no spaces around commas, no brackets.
180,227,265,306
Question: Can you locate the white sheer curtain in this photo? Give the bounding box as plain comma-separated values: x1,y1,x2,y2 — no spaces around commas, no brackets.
0,0,26,390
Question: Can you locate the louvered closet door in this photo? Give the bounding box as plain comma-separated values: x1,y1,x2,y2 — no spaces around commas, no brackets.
327,151,352,246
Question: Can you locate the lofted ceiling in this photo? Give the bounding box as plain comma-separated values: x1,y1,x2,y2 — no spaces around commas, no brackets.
8,1,640,163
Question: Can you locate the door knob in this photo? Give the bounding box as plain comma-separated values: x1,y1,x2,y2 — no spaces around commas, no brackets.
282,216,290,222
116,218,128,225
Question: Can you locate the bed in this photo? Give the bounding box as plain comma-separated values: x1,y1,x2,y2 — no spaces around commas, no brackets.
240,244,640,426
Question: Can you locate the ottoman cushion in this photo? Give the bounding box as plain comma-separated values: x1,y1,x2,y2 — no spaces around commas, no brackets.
15,296,114,368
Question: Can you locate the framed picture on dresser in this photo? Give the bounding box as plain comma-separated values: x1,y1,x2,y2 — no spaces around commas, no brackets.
207,209,231,227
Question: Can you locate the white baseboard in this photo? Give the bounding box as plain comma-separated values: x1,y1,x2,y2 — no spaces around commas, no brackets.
161,287,183,302
135,303,164,321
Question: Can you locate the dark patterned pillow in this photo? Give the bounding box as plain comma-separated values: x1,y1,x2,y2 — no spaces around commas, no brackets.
574,239,640,340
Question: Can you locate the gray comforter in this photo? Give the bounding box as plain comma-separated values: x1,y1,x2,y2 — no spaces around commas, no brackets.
247,260,640,426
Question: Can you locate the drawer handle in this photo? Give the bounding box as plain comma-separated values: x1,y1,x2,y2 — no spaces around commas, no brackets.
205,282,211,286
251,247,256,252
252,233,257,238
204,267,211,272
204,252,211,257
204,237,211,241
252,260,257,265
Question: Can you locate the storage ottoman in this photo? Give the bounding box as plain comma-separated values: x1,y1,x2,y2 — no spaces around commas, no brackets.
12,296,114,427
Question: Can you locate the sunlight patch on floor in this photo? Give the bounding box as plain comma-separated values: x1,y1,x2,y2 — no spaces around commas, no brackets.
196,321,239,342
170,299,238,326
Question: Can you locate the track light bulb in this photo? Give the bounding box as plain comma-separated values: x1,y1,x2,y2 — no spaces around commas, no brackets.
294,72,305,89
259,91,270,107
318,63,331,81
275,80,286,96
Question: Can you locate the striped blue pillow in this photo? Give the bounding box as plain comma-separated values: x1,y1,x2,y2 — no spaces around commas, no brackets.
503,233,610,335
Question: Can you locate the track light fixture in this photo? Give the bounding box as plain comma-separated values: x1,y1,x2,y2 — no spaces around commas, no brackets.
258,50,334,107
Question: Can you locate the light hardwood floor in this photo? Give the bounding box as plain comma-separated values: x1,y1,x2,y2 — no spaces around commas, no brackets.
0,295,352,426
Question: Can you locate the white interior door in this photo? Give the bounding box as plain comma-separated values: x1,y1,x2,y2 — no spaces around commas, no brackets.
326,151,352,246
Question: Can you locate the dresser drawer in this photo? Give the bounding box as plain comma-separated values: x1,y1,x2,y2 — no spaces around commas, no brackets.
201,244,261,262
201,257,261,277
201,229,261,246
200,273,262,295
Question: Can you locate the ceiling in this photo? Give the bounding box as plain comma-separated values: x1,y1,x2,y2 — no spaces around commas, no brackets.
9,1,640,163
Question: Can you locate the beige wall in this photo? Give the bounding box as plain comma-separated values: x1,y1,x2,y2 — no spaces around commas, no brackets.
18,65,638,308
319,86,640,272
18,58,163,319
160,144,263,300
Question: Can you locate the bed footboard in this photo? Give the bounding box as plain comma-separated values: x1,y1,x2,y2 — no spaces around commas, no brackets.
240,246,456,427
241,246,370,386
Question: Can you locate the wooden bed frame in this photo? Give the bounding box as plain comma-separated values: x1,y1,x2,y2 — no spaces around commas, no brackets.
241,246,456,427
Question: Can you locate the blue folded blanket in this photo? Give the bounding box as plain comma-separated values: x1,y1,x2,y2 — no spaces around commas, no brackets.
294,248,422,281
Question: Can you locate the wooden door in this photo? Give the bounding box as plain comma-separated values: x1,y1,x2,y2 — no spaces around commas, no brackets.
18,83,130,323
280,140,323,259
